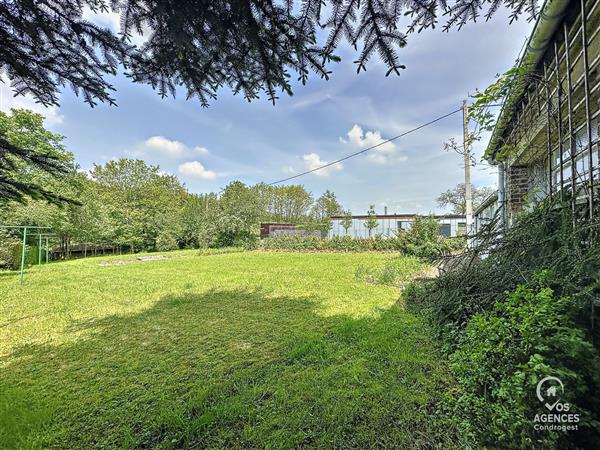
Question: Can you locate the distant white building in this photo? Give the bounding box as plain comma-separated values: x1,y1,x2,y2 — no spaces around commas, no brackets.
328,214,467,238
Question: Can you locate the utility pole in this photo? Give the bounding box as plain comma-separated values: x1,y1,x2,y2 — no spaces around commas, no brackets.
462,100,473,233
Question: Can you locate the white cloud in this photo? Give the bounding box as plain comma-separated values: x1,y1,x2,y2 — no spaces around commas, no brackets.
131,136,210,158
82,6,121,32
143,136,187,156
302,152,343,176
344,124,399,164
0,82,64,127
178,161,217,180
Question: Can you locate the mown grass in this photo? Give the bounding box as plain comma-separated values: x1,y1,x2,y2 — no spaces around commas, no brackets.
1,250,459,449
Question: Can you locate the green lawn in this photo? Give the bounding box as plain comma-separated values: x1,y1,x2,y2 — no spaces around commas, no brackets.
1,251,459,449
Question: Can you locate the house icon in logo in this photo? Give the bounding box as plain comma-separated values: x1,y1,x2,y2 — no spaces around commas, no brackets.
537,376,564,410
546,386,557,397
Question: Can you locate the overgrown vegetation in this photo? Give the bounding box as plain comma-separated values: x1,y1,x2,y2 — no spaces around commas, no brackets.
404,196,600,448
0,251,460,448
259,216,464,257
450,277,600,448
259,234,404,252
1,109,469,267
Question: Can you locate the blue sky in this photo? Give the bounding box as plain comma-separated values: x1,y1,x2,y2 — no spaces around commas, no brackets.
0,9,534,215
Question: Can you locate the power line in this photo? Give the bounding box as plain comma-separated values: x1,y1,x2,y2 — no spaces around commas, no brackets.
268,106,463,185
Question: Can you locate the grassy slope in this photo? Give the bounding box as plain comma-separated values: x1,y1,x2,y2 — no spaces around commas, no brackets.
0,251,458,449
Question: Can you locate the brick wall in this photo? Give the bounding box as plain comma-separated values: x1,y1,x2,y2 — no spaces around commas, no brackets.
259,223,295,238
508,166,529,213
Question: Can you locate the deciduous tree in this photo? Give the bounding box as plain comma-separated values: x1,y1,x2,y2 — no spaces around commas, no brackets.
365,205,378,237
90,159,186,251
341,210,353,236
0,109,75,204
311,190,342,234
262,184,313,223
437,183,496,214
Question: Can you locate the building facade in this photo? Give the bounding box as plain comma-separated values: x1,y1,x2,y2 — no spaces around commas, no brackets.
259,223,321,238
328,214,466,238
481,0,600,226
473,193,499,235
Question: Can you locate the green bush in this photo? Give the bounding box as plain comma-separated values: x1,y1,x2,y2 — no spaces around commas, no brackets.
10,243,23,270
449,278,600,448
403,195,600,448
404,197,600,334
259,235,398,252
5,243,40,269
258,219,461,256
402,215,443,258
327,235,363,252
198,227,258,250
259,235,325,251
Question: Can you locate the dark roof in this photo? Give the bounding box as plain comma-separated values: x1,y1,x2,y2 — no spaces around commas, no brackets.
260,223,295,226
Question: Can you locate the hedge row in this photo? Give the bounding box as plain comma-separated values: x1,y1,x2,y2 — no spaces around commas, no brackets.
257,234,463,258
403,195,600,448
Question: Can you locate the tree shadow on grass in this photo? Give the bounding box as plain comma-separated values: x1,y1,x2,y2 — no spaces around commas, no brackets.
1,289,462,449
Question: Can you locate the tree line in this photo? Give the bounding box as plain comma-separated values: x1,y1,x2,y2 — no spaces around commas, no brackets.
0,109,348,264
0,107,482,265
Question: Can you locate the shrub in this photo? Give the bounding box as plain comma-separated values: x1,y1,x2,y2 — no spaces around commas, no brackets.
449,279,600,448
9,243,23,270
327,235,362,252
3,243,40,268
401,215,464,258
197,221,220,248
403,195,600,448
260,235,325,251
198,226,258,250
404,196,600,335
258,219,460,256
231,232,259,250
259,235,394,252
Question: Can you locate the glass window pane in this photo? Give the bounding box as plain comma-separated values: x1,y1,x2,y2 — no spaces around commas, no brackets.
439,224,451,237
